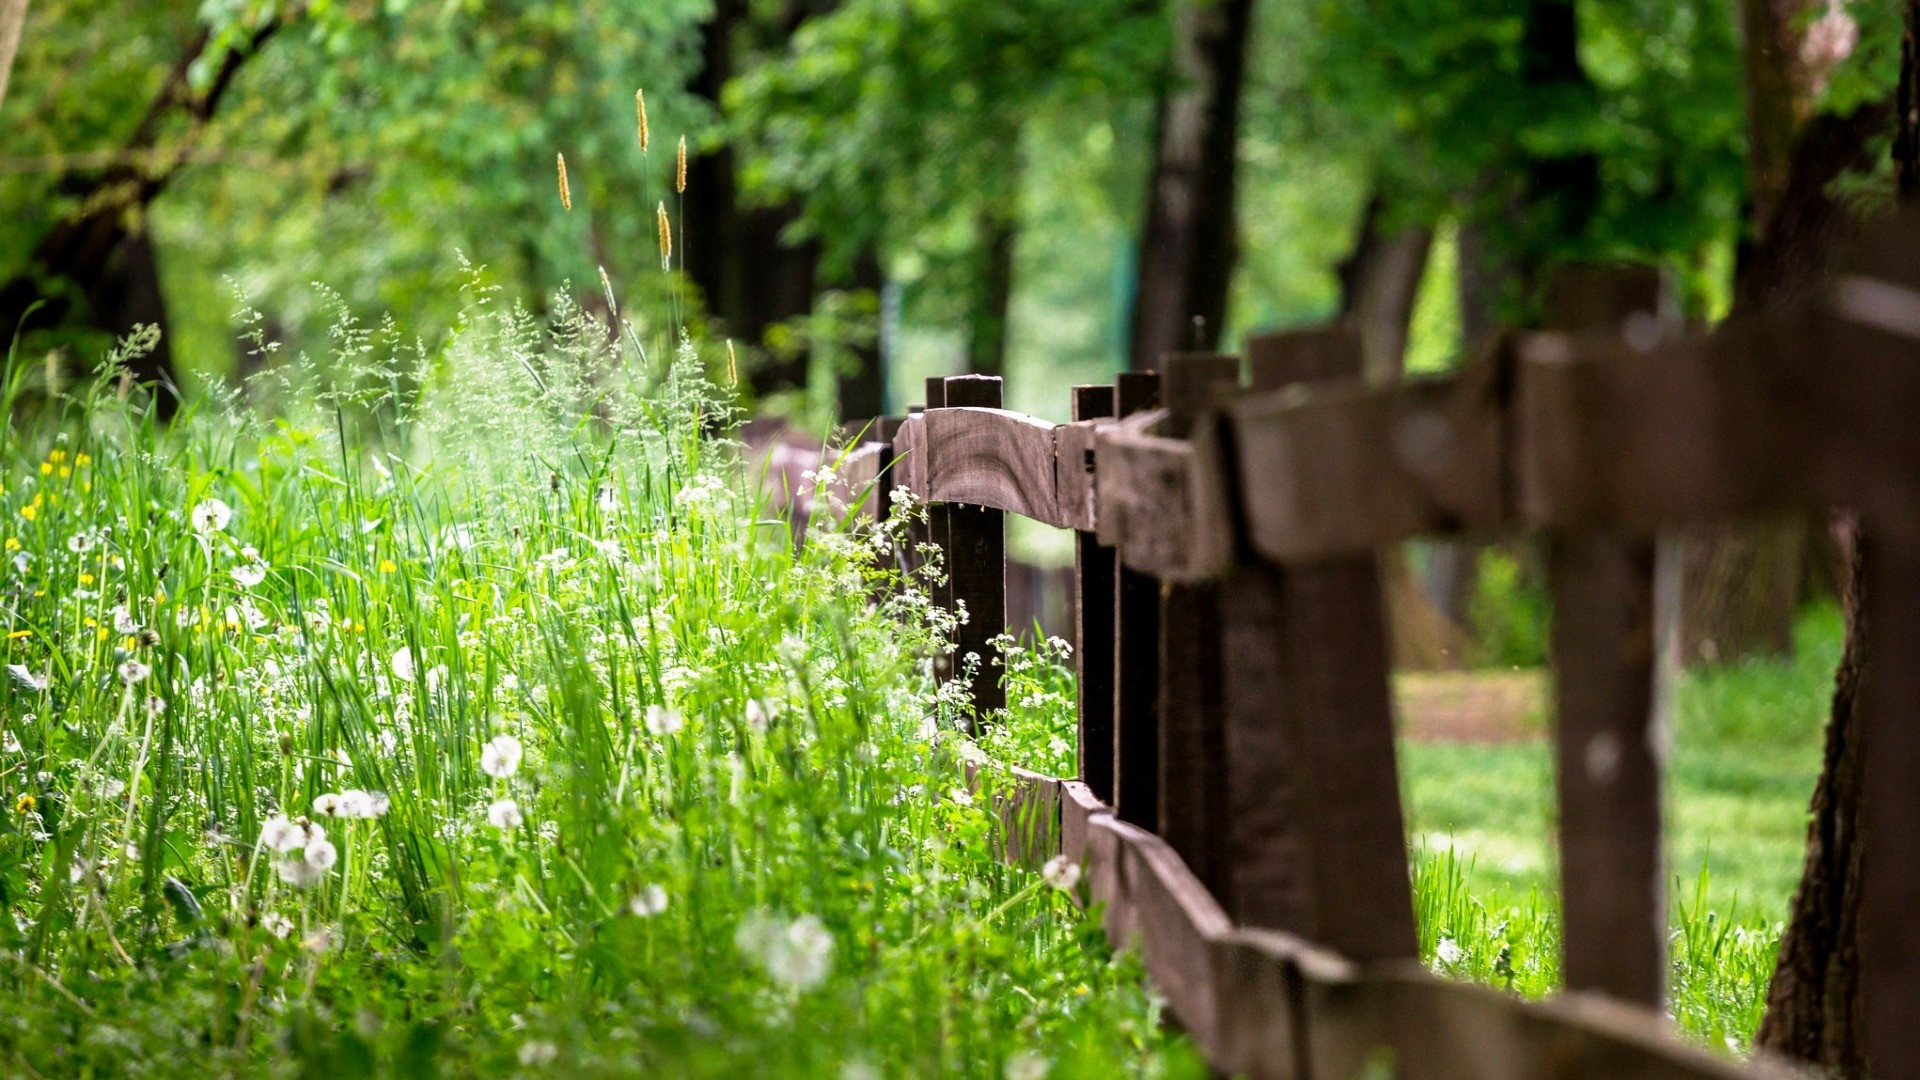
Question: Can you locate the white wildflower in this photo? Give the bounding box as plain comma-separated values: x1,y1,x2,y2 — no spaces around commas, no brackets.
480,734,522,779
1040,854,1081,893
191,498,232,534
1436,937,1464,968
645,704,683,736
487,797,523,831
1005,1052,1049,1080
628,884,669,918
518,1041,558,1067
745,698,775,732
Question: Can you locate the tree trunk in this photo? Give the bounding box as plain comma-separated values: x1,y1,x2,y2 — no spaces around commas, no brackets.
966,204,1018,379
834,248,885,422
0,15,281,417
1756,2,1916,1066
0,0,27,114
1335,194,1433,386
1126,0,1254,371
683,0,824,400
1755,522,1869,1074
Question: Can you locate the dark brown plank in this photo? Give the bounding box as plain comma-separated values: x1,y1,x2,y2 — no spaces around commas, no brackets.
1112,372,1163,828
920,382,955,690
1228,361,1506,562
1218,563,1309,932
942,375,1007,723
1862,537,1920,1078
1073,385,1119,804
1548,533,1665,1005
1093,417,1237,581
1539,265,1668,1008
1156,354,1239,899
1245,323,1364,390
919,406,1067,524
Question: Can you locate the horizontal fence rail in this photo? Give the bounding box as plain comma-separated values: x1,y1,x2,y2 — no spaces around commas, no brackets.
821,208,1920,1078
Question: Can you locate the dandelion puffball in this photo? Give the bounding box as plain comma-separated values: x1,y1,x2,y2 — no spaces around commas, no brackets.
487,797,523,831
190,498,232,534
480,734,523,779
1041,853,1081,893
645,704,683,736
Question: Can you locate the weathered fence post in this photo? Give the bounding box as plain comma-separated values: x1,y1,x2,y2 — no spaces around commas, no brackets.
941,374,1009,722
1073,384,1119,803
1216,327,1418,961
1157,353,1240,898
1539,264,1670,1006
1112,370,1163,827
1864,537,1920,1078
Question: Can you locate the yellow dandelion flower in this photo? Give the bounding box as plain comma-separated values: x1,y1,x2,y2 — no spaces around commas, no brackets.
58,467,69,478
379,558,398,574
3,538,16,551
78,573,93,586
95,626,109,642
14,794,34,814
18,505,34,521
7,629,30,640
47,449,65,463
74,453,90,466
38,462,51,476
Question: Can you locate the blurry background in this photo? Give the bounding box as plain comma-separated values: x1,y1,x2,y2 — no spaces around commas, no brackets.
0,0,1899,652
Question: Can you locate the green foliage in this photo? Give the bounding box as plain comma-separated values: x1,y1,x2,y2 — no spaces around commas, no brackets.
0,295,1204,1076
1466,547,1551,669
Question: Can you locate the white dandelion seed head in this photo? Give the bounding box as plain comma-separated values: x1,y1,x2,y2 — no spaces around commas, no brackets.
231,561,267,589
312,792,343,817
480,734,522,779
1436,937,1464,967
1041,854,1081,893
191,498,232,534
486,797,523,831
628,883,669,918
390,646,415,683
645,704,683,737
259,814,303,853
118,660,150,685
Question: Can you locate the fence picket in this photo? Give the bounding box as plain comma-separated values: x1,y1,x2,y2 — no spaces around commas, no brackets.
1540,265,1670,1007
940,375,1008,722
1863,538,1920,1077
1072,385,1119,803
1112,370,1163,827
1157,354,1240,898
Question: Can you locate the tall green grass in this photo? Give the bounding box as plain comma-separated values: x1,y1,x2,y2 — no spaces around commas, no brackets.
0,296,1202,1078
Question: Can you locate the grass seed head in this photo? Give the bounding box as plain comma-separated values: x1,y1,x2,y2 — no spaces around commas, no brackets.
657,201,672,269
676,136,687,194
636,88,649,151
557,152,572,211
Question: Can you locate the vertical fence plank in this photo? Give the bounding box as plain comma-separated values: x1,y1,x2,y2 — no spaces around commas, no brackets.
942,374,1008,722
1073,384,1119,803
1113,370,1163,827
921,381,955,693
1540,264,1669,1006
1863,537,1920,1077
1158,354,1240,897
1547,536,1665,1004
1221,327,1418,961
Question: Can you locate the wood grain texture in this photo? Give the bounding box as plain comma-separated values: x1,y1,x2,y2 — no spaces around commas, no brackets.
1054,417,1106,532
1548,533,1666,1006
1073,387,1119,803
919,406,1068,525
1228,361,1505,563
941,376,1007,722
1093,415,1237,581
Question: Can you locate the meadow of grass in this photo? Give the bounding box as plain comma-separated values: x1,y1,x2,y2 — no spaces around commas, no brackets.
1401,605,1843,1052
0,291,1207,1078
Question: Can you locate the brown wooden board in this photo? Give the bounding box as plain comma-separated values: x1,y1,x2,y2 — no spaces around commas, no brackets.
941,376,1008,722
1547,533,1666,1006
1073,386,1119,803
1267,556,1420,963
1054,417,1106,532
1112,373,1163,829
1059,779,1103,869
1094,416,1237,581
920,406,1068,525
1228,362,1506,563
1155,354,1239,902
1862,538,1920,1078
1245,323,1365,390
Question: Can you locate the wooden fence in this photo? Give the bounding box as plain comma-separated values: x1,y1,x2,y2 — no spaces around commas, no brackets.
826,209,1920,1078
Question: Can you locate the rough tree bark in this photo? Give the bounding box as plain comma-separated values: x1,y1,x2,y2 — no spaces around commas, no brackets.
683,0,825,400
0,14,282,418
1126,0,1254,370
1755,3,1916,1069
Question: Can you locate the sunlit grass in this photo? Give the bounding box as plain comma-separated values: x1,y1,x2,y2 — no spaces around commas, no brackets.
0,295,1203,1078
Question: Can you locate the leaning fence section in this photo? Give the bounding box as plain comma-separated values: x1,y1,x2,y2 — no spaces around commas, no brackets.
827,209,1920,1079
